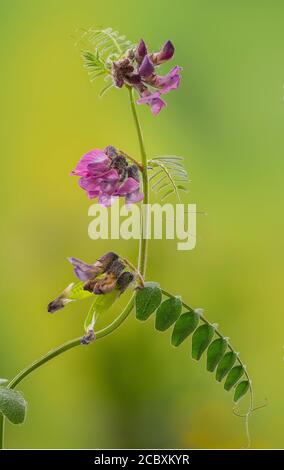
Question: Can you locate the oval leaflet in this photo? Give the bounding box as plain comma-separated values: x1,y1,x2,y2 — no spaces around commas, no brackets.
192,324,215,360
216,351,237,382
155,296,182,331
136,282,162,321
206,338,227,372
171,310,199,347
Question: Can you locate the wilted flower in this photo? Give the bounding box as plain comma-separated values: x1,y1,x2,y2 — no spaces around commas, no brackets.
71,146,144,206
48,252,135,344
48,252,134,310
111,39,182,114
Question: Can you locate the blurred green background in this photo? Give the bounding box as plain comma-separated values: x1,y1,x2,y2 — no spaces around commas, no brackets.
0,0,283,449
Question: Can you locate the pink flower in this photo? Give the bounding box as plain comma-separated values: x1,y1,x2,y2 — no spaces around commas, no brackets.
71,147,144,206
137,92,166,115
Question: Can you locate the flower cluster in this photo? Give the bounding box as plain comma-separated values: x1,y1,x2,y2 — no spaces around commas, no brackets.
111,39,182,114
70,146,143,206
47,252,134,314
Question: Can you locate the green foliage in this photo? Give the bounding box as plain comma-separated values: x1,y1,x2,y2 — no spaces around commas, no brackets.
148,156,189,202
216,351,237,382
171,310,199,346
134,286,250,404
155,296,182,331
224,365,244,391
192,324,215,360
0,388,27,424
77,27,134,96
136,282,162,321
234,380,250,403
206,338,227,372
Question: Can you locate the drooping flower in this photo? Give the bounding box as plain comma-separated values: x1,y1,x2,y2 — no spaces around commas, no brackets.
110,39,182,114
71,146,144,206
47,252,135,344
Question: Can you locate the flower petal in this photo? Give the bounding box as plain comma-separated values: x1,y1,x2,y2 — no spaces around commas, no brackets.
125,189,144,204
68,257,97,281
137,92,166,115
139,55,155,77
135,39,147,63
152,40,175,65
98,194,118,206
71,149,110,177
116,177,140,196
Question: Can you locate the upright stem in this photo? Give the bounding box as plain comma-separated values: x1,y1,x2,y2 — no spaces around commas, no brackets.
128,87,149,277
0,87,150,450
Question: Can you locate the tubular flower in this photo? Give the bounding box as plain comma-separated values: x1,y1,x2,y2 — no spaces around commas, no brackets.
110,39,182,114
71,146,143,206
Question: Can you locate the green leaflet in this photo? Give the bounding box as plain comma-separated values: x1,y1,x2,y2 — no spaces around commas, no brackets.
224,365,244,391
155,297,182,331
234,380,250,402
216,351,237,382
171,310,199,347
0,388,27,424
192,324,215,360
206,338,227,372
135,282,162,321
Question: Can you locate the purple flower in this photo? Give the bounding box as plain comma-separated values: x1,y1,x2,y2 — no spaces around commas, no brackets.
154,66,182,94
150,40,175,65
71,146,144,206
110,39,181,114
137,92,166,115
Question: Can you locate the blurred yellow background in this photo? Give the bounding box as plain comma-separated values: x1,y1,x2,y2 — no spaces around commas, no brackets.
0,0,283,449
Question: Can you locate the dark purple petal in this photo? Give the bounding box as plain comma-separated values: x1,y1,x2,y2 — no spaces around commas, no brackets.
139,55,155,77
152,40,175,65
135,39,147,63
137,91,166,115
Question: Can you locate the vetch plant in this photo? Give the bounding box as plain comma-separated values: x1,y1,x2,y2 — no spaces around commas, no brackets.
0,27,263,449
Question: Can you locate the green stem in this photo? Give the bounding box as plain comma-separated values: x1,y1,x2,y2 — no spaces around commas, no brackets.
128,86,149,277
1,87,150,450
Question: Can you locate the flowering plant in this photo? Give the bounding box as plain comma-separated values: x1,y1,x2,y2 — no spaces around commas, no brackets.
0,27,262,449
